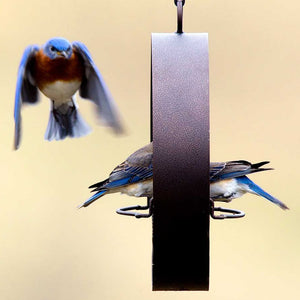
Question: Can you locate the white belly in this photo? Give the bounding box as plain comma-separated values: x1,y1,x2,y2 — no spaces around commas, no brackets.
210,178,247,201
117,179,153,198
40,80,81,106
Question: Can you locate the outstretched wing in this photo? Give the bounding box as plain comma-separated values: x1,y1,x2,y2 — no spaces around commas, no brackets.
14,45,39,150
72,41,123,133
210,160,271,182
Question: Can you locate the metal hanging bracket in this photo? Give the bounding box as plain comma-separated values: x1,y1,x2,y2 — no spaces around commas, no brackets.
175,0,185,33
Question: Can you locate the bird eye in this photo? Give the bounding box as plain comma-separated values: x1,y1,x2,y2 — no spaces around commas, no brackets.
50,46,56,51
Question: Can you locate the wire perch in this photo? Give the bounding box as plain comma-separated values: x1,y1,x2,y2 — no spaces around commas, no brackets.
210,200,245,219
116,198,245,220
116,197,153,218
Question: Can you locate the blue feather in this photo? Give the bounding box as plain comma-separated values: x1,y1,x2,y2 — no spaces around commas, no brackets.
105,177,133,189
14,46,38,119
216,171,252,181
104,171,150,190
73,41,123,133
14,45,39,149
46,37,70,51
236,176,288,209
78,190,107,208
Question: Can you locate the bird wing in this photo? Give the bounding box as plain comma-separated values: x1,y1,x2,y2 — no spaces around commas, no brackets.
90,161,153,192
14,45,40,150
89,143,153,191
72,41,123,133
210,160,271,182
110,161,152,187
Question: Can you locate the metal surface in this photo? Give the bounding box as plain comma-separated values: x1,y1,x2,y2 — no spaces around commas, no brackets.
151,33,210,290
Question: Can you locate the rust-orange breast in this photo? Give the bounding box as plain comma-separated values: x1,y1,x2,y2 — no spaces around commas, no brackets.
34,49,85,90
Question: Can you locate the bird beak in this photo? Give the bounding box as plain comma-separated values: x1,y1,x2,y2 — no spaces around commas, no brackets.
57,51,68,58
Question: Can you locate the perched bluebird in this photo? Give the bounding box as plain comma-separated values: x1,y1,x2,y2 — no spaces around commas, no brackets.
78,142,288,210
14,37,123,149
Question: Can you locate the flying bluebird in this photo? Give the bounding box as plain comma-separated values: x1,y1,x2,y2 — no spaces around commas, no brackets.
78,142,288,211
14,37,123,149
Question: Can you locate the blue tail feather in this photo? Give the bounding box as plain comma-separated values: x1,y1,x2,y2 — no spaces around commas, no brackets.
237,176,289,210
78,190,107,208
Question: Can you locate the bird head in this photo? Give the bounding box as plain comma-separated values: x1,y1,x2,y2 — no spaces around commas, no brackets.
43,37,73,59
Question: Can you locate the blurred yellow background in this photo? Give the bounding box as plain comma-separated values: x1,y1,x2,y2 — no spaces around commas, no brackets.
0,0,299,299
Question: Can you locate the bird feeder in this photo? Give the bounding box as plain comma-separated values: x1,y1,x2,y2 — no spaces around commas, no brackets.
151,0,209,290
117,0,245,291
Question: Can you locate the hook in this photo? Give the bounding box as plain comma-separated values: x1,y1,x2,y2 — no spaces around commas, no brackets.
175,0,185,33
210,199,245,219
116,197,153,219
174,0,185,6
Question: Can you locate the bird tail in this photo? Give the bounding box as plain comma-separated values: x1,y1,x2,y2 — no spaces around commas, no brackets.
45,100,91,141
239,176,289,210
77,189,107,209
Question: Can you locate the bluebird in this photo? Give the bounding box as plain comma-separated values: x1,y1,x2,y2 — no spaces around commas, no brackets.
78,143,288,212
14,37,123,149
